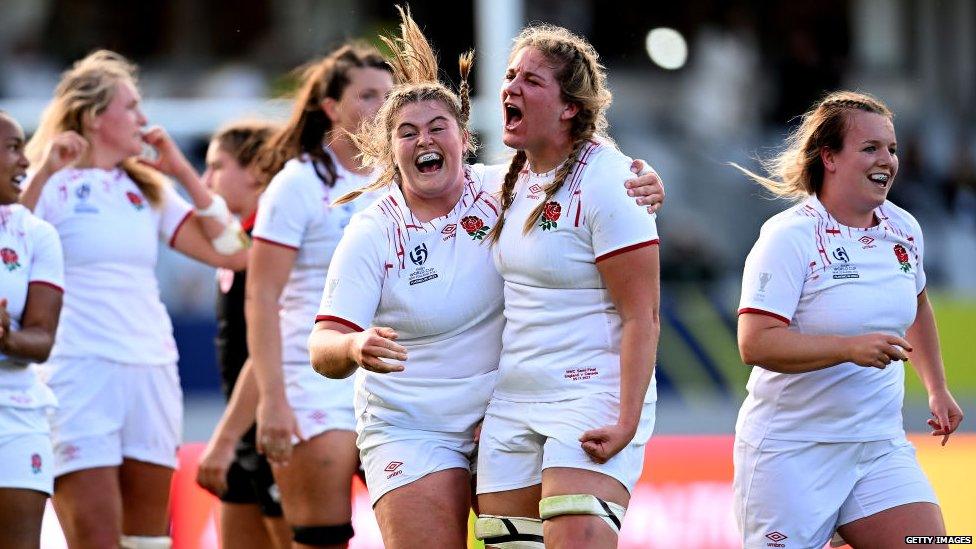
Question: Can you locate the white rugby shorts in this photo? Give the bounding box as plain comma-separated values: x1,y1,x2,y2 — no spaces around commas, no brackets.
733,436,938,549
476,392,655,495
0,394,55,494
285,362,356,444
37,358,182,476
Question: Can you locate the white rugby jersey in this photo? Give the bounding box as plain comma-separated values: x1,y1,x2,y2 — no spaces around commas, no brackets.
252,150,376,369
34,168,192,366
736,195,925,444
0,204,63,396
316,165,504,432
492,141,659,403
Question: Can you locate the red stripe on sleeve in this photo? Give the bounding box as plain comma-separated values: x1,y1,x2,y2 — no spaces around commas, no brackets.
595,239,660,263
28,280,65,294
168,210,194,248
253,236,300,251
314,315,364,332
737,308,790,325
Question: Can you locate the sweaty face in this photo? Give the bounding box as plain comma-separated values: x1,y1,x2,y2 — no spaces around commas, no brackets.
202,140,260,216
500,46,575,155
392,99,467,202
88,80,147,161
327,67,395,134
0,115,29,205
824,111,899,214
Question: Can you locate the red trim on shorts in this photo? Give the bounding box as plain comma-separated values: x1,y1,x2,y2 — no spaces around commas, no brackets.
595,239,660,263
315,315,364,332
737,308,790,326
28,280,64,294
168,210,194,248
252,236,300,251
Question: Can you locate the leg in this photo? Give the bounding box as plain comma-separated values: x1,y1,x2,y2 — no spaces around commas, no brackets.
272,430,359,549
0,488,48,549
263,516,294,549
220,503,277,549
52,467,123,549
539,468,628,549
838,502,946,549
373,468,471,548
476,485,542,549
119,458,174,536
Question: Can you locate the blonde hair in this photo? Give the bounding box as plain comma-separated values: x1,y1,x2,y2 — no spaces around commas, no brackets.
733,90,893,199
488,25,613,242
333,6,475,206
255,44,390,187
26,50,165,206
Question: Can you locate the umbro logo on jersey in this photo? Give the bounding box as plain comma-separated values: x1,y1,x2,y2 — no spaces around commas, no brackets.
409,243,428,265
442,223,457,241
765,531,787,547
858,235,876,248
528,183,543,199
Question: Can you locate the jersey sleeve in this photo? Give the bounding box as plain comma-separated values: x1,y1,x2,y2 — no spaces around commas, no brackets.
582,148,659,262
27,216,65,292
31,170,67,225
252,167,315,250
158,183,195,246
912,224,926,295
315,213,386,332
737,221,809,325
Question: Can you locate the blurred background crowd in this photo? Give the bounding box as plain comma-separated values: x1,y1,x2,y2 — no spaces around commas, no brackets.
1,0,972,435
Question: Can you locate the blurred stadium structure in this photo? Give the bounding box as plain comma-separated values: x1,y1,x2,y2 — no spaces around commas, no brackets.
2,0,973,429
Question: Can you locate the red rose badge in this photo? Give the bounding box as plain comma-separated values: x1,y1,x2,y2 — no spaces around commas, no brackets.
126,191,145,210
893,244,911,272
461,215,490,240
0,248,20,271
540,201,561,231
31,453,42,474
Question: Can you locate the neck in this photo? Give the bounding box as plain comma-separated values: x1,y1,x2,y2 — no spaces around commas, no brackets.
326,132,370,175
78,141,125,170
524,134,574,174
400,177,465,224
818,186,877,228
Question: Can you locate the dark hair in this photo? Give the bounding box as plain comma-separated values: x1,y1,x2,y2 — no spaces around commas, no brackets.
213,120,278,169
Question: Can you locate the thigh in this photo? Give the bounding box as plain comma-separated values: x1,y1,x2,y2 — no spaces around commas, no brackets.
52,466,122,549
373,468,471,549
121,364,181,469
272,429,359,525
221,502,278,549
476,400,545,497
0,487,47,549
119,458,174,536
838,502,945,549
734,438,855,549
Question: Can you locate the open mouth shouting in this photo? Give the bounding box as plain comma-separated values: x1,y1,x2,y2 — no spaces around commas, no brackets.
868,172,891,189
415,151,444,174
504,102,523,131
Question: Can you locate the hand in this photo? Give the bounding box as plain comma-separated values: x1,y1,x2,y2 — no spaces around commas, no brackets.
195,436,237,497
0,298,9,352
38,131,87,175
926,388,964,446
349,327,407,374
844,333,912,369
472,420,483,444
138,126,194,179
579,423,637,464
256,396,303,466
626,159,665,214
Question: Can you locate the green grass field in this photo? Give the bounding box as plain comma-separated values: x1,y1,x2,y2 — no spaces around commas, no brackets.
905,292,976,400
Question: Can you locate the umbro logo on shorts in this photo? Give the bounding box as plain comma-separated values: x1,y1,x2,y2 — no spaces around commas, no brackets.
385,461,404,479
765,531,788,547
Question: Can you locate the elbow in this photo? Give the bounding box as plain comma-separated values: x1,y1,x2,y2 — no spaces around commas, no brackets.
738,338,764,366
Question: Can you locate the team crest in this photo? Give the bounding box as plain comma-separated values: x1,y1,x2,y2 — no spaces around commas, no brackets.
126,191,145,210
31,453,42,474
0,248,20,271
539,201,561,231
460,215,490,240
893,244,912,272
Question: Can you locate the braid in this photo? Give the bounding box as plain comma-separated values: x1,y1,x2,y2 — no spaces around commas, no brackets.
521,138,587,234
486,150,527,244
458,50,474,126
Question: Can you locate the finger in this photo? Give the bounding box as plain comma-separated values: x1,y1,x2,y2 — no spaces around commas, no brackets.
365,344,407,362
375,326,400,340
135,157,163,171
882,345,908,361
886,336,913,353
629,159,646,174
363,357,405,373
368,337,408,356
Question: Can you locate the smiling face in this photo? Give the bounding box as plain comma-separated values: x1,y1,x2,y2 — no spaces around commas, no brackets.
87,79,147,161
325,67,394,135
500,46,577,159
822,110,898,216
392,99,467,202
0,115,29,205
